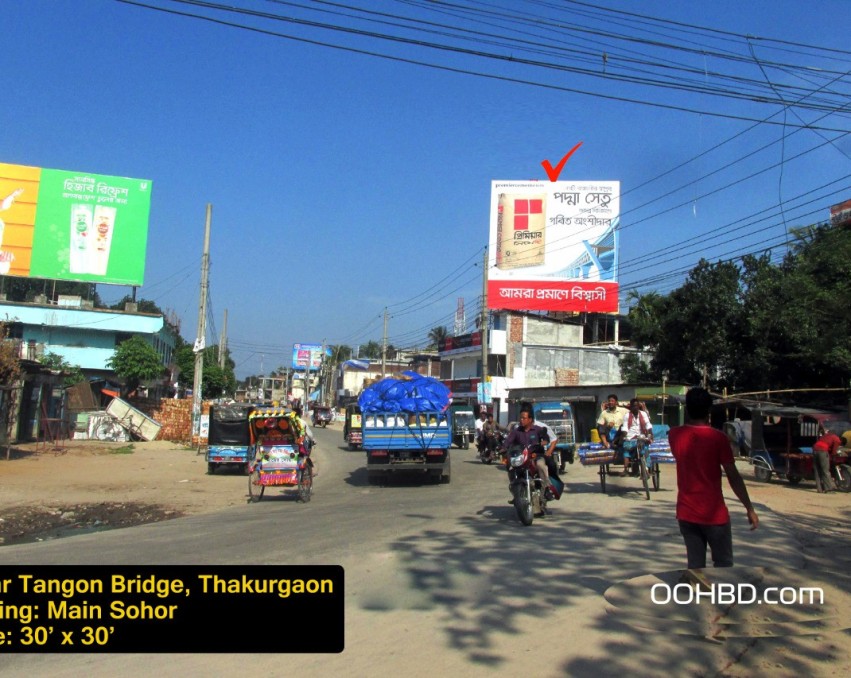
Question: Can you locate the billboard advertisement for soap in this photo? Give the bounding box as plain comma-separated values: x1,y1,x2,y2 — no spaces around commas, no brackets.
0,162,152,285
487,180,620,313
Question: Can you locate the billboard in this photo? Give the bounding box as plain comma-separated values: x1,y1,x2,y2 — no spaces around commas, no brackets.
292,343,328,371
487,180,620,313
830,198,851,228
0,162,152,285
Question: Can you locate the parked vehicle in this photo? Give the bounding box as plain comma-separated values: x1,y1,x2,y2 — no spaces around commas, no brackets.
746,406,851,491
450,404,476,449
205,403,253,475
362,411,452,484
343,403,363,450
312,405,333,428
247,408,314,502
506,444,563,526
531,401,577,473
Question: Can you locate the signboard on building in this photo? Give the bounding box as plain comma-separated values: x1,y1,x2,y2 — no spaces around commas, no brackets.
830,198,851,228
487,180,619,313
292,343,327,371
0,162,152,285
438,331,482,355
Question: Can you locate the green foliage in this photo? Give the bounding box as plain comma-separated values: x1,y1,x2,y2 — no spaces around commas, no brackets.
111,444,135,454
108,295,164,315
41,351,86,387
107,336,164,393
427,326,449,349
620,222,851,392
360,341,382,359
173,343,236,398
0,279,102,306
0,323,22,386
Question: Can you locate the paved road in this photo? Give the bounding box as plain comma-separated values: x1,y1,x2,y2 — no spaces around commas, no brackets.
1,425,848,677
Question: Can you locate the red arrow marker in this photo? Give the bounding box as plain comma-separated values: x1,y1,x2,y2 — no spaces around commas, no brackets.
541,142,583,182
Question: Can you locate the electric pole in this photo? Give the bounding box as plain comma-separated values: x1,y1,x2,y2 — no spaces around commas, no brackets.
381,307,388,378
219,309,228,369
192,204,212,436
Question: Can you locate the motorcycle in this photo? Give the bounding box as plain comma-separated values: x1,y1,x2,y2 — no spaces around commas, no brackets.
507,444,561,526
478,430,504,465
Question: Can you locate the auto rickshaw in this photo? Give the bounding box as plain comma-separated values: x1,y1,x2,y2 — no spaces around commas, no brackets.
247,407,313,502
311,405,333,428
343,403,362,450
205,403,253,475
746,405,851,491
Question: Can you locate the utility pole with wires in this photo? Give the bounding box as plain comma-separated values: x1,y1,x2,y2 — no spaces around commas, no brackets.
381,307,388,378
192,204,212,440
219,309,228,369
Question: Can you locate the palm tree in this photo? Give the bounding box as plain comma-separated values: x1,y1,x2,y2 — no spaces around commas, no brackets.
427,326,449,350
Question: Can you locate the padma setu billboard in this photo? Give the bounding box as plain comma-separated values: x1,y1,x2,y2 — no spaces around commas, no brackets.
488,180,620,313
0,162,152,285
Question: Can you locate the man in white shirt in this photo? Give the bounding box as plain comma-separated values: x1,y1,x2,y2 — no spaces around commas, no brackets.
617,398,653,475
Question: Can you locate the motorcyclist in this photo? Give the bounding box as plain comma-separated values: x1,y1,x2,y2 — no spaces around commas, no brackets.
480,413,505,458
502,405,559,505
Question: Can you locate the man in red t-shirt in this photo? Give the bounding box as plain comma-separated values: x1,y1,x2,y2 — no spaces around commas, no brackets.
669,388,759,568
812,425,842,493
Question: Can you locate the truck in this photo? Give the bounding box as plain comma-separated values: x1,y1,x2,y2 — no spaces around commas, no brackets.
362,411,452,484
359,374,453,485
531,401,577,473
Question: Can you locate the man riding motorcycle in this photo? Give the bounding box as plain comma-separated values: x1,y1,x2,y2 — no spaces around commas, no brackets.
478,413,505,459
502,405,561,509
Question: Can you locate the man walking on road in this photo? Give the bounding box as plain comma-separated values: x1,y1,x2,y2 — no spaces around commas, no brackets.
669,387,758,569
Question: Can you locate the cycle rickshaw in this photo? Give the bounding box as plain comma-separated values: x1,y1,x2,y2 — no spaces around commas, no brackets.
247,407,313,502
578,427,673,499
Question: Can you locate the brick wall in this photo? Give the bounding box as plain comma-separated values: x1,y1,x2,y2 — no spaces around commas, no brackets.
128,397,195,443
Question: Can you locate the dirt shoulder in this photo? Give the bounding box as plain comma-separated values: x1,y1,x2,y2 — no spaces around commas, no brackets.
0,439,247,546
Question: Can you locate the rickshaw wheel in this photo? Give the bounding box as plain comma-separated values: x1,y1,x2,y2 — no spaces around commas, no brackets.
786,475,803,485
599,464,607,493
639,455,650,500
651,462,660,491
835,465,851,492
298,469,313,502
248,468,264,502
753,464,772,483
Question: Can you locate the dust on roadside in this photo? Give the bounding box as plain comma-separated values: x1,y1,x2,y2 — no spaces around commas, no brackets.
0,438,249,546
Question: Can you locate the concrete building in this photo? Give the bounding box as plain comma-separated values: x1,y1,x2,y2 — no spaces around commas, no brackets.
439,311,648,424
1,297,178,388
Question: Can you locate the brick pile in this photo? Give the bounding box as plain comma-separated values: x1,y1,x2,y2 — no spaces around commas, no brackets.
151,398,194,444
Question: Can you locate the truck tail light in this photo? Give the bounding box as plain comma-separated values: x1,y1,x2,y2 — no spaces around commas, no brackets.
370,450,389,457
426,449,444,456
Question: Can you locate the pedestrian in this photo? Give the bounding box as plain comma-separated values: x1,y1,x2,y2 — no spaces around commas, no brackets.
668,387,758,569
812,425,842,493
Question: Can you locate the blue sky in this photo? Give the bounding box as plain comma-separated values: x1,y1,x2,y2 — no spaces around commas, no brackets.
5,0,850,379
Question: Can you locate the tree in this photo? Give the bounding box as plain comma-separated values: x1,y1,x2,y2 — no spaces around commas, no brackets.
360,341,382,359
173,343,236,397
107,336,164,394
109,295,164,315
41,352,85,387
0,323,22,386
427,326,449,350
328,345,353,362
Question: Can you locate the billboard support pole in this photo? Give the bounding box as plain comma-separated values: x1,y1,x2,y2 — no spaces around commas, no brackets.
481,247,489,395
192,204,212,434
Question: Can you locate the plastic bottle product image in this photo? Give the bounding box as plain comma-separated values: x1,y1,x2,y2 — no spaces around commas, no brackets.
69,204,94,274
90,205,116,276
495,193,546,270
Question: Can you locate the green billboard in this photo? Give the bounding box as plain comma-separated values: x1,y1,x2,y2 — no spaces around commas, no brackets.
1,162,152,286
